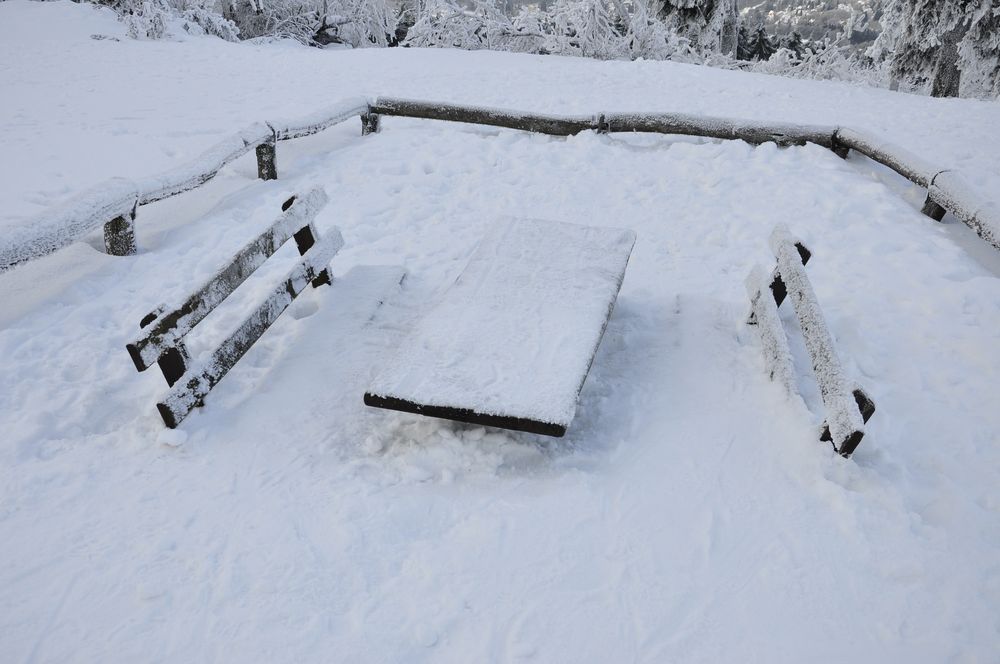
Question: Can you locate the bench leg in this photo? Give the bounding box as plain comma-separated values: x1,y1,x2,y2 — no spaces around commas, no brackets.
293,224,331,287
157,343,190,387
921,194,946,221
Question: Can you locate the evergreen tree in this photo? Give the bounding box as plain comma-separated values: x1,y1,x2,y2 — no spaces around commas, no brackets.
779,31,805,59
746,24,776,62
658,0,739,56
736,23,751,61
871,0,1000,98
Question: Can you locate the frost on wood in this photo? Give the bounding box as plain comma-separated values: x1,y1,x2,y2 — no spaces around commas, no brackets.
256,135,278,181
135,122,273,204
369,97,597,136
157,229,342,429
365,217,636,437
769,225,867,456
602,112,837,149
269,97,370,141
929,171,1000,253
745,264,796,395
834,127,939,187
103,207,138,257
126,188,335,373
369,97,839,148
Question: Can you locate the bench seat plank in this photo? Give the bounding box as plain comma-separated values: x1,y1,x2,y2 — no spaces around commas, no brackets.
365,218,635,436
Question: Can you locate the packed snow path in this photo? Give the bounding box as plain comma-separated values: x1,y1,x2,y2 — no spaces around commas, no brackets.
1,3,999,662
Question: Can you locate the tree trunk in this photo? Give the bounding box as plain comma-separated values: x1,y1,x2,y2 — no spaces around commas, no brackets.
720,1,739,57
931,22,967,98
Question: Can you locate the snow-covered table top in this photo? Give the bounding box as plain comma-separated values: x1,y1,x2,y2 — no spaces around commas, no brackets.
365,217,636,436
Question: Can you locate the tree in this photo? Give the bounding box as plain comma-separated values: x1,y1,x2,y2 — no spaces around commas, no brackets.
779,31,805,60
736,23,751,60
871,0,1000,98
657,0,739,56
746,24,776,62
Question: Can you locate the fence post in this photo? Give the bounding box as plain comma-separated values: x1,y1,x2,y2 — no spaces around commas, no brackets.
104,204,137,256
361,112,381,136
921,194,946,221
830,135,850,160
256,126,278,180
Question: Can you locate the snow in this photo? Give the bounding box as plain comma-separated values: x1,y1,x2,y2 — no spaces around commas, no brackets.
1,2,1000,662
366,217,635,432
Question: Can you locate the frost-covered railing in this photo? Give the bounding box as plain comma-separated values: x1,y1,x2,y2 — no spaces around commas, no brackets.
746,225,876,458
0,98,367,271
3,96,998,273
367,98,998,253
126,187,341,428
367,97,839,148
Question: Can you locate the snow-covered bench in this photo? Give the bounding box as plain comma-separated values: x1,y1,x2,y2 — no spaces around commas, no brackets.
126,188,341,428
746,225,875,458
364,218,636,437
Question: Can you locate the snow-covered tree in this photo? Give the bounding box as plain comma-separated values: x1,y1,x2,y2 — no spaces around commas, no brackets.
657,0,739,56
223,0,395,47
403,0,514,50
871,0,1000,98
623,0,689,61
779,31,805,59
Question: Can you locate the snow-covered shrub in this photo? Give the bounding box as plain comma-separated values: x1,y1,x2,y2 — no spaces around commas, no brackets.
623,0,692,61
223,0,394,46
93,0,394,47
403,0,508,50
545,0,626,59
506,6,549,54
178,0,241,40
97,0,171,39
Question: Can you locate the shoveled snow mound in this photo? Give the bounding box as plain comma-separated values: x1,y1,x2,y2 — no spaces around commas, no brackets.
1,2,999,663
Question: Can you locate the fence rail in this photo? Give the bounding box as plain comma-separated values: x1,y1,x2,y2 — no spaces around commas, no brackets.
2,96,998,272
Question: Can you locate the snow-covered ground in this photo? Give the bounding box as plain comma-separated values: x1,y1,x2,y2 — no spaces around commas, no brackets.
1,2,999,661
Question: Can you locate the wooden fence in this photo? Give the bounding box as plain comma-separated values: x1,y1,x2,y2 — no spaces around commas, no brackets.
1,96,997,273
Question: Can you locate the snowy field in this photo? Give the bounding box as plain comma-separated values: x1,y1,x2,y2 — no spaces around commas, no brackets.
2,2,1000,661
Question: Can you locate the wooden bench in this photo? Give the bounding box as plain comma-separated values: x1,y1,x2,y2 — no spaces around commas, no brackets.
126,187,341,428
364,218,636,437
746,225,875,458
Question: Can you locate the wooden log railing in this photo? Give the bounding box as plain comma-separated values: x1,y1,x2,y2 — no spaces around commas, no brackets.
125,187,342,428
3,96,998,274
746,225,876,458
0,98,367,271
